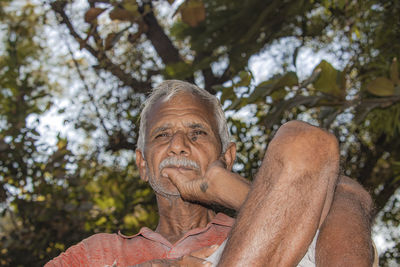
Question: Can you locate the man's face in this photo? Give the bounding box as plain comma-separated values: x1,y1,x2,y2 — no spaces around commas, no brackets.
136,92,223,197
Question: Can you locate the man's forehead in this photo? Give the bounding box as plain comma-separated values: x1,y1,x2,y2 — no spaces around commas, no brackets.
145,93,218,132
161,91,204,105
147,92,210,117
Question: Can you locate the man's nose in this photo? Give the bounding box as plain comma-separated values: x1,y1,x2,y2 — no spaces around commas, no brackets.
168,132,190,156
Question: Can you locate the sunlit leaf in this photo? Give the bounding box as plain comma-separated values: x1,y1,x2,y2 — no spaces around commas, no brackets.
56,139,67,150
123,214,139,228
312,60,343,97
270,88,287,101
367,77,395,96
122,2,140,16
236,71,251,87
164,62,193,79
95,216,107,226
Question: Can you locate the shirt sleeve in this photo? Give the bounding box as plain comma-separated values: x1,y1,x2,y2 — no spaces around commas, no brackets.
44,240,89,267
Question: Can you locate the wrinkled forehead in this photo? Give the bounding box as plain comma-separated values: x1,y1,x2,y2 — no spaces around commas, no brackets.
145,92,219,134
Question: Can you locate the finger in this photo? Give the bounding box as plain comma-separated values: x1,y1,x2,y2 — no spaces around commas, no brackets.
161,168,189,186
189,244,220,259
162,168,210,202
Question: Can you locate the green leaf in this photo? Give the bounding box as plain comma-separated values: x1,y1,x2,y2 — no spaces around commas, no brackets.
270,88,287,101
236,71,252,87
164,62,193,79
312,60,343,97
337,0,346,9
220,85,235,105
122,2,140,16
275,72,298,88
366,77,395,96
248,80,274,103
248,72,297,103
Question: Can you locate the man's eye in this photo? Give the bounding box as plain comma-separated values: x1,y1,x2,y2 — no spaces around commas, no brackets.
193,130,207,136
190,130,207,141
155,133,169,138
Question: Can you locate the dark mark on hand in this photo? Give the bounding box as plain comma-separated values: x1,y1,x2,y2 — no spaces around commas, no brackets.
200,182,208,193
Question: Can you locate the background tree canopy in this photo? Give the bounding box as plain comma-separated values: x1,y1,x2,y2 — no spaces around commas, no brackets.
0,0,399,265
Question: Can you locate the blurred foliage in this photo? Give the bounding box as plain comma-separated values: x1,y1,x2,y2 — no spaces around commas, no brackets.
0,0,399,265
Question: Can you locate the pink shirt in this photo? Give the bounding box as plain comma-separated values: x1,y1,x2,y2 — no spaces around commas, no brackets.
45,213,234,267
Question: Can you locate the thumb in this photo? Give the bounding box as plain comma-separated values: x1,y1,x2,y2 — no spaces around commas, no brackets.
161,167,186,186
161,168,205,201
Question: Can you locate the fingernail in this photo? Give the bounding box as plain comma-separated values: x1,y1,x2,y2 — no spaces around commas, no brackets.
202,261,211,266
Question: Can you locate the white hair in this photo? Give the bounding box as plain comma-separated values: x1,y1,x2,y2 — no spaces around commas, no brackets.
137,80,230,154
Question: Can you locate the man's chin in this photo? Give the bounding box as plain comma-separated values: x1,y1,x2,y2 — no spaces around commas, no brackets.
148,178,181,198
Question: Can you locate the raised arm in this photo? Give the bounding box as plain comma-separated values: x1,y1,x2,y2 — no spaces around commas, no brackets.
218,121,339,266
163,121,374,266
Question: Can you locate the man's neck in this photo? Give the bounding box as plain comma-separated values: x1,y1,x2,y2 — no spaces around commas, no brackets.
155,194,215,244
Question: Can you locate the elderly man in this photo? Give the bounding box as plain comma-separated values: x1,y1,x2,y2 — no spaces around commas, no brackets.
46,80,374,266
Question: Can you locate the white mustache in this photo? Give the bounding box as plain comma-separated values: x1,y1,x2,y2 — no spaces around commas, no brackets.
159,157,200,171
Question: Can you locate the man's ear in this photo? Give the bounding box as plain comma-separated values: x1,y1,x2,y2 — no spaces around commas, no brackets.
222,142,236,171
136,149,148,182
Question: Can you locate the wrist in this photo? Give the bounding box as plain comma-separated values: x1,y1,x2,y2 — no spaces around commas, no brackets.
208,168,250,210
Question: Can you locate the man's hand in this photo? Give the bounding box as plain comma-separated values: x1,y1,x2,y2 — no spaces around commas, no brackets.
161,160,250,210
161,160,224,202
135,245,219,267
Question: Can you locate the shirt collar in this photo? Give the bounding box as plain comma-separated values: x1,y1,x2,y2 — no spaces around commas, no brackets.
118,212,234,246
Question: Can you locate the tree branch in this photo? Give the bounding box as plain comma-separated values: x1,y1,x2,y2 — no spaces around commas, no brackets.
63,35,112,138
51,1,151,93
140,3,194,83
201,64,232,94
142,11,181,65
194,50,231,94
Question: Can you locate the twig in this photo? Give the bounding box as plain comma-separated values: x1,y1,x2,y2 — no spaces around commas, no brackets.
50,1,151,92
63,34,112,138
